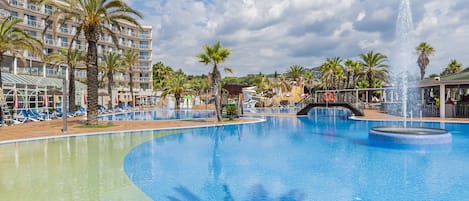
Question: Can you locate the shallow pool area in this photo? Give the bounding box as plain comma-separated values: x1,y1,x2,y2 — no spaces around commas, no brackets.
2,109,469,200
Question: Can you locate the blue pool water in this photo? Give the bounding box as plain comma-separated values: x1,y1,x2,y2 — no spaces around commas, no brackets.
99,109,216,121
3,108,469,200
123,109,469,201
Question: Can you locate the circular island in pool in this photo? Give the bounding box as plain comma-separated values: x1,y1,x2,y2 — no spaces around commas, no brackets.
369,126,452,145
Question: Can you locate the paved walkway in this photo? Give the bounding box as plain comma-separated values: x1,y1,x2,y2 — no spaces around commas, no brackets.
0,117,256,142
355,109,469,122
1,109,468,142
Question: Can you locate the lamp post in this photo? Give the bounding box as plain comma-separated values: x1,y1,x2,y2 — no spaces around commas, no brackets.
61,65,68,133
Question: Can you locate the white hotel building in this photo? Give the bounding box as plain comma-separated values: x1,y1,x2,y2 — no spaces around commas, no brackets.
0,0,153,109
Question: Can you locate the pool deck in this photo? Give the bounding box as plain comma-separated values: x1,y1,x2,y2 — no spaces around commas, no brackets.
0,117,258,142
1,109,468,142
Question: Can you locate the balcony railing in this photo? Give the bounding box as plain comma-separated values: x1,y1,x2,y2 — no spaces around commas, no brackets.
60,28,69,34
139,45,150,49
139,67,151,71
139,56,150,60
9,0,25,8
27,4,42,12
60,41,68,47
136,77,152,82
0,10,10,17
25,19,44,28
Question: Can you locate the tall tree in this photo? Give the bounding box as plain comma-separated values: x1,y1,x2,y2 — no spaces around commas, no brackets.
344,59,364,89
48,48,85,112
161,72,187,109
416,42,435,80
100,52,123,109
0,16,43,122
38,0,143,125
122,49,139,107
188,75,209,97
196,42,231,122
319,57,343,90
359,51,388,90
441,59,462,76
152,61,174,90
286,65,306,82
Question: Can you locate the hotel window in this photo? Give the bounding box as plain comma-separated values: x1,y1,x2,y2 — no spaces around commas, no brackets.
139,61,149,67
75,40,81,49
139,51,149,59
28,3,39,11
139,31,150,38
45,5,52,14
139,41,149,49
25,30,36,38
10,11,18,18
60,24,68,33
45,34,53,45
43,48,53,55
58,36,68,47
10,0,19,6
25,15,37,26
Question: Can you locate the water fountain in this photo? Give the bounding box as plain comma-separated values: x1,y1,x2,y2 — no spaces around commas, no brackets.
368,0,451,145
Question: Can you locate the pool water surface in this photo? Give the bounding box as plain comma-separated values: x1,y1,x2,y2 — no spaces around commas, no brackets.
1,110,469,200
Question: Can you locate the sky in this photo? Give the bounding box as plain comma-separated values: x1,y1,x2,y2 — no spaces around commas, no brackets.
126,0,469,77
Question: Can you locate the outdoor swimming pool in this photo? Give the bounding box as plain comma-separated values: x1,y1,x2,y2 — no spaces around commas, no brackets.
1,109,469,200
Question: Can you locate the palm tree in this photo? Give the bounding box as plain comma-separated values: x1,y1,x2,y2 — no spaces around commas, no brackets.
303,71,314,94
161,73,187,109
188,76,209,97
152,61,174,90
359,51,388,90
319,57,343,90
48,48,85,112
100,52,123,110
0,16,43,122
122,49,139,107
286,65,306,82
196,42,231,122
344,59,364,89
441,59,462,76
416,42,435,80
38,0,143,125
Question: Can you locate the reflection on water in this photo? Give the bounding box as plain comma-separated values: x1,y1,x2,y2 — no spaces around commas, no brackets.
2,113,469,200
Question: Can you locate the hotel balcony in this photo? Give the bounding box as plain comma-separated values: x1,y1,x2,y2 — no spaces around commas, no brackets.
139,55,151,60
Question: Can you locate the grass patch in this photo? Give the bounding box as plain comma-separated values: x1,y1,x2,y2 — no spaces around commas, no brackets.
75,124,114,129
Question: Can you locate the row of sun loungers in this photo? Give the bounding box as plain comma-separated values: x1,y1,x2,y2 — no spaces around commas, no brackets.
7,107,87,125
2,105,136,126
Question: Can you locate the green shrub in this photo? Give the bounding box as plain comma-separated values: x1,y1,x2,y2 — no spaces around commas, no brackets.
224,104,238,120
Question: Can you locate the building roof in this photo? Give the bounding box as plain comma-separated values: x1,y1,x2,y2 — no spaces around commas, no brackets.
1,72,86,90
223,84,250,95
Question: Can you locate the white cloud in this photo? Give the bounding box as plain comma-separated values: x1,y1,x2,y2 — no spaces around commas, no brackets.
356,10,366,21
128,0,469,76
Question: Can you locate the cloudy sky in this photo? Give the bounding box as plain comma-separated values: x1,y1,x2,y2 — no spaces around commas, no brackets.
127,0,469,76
